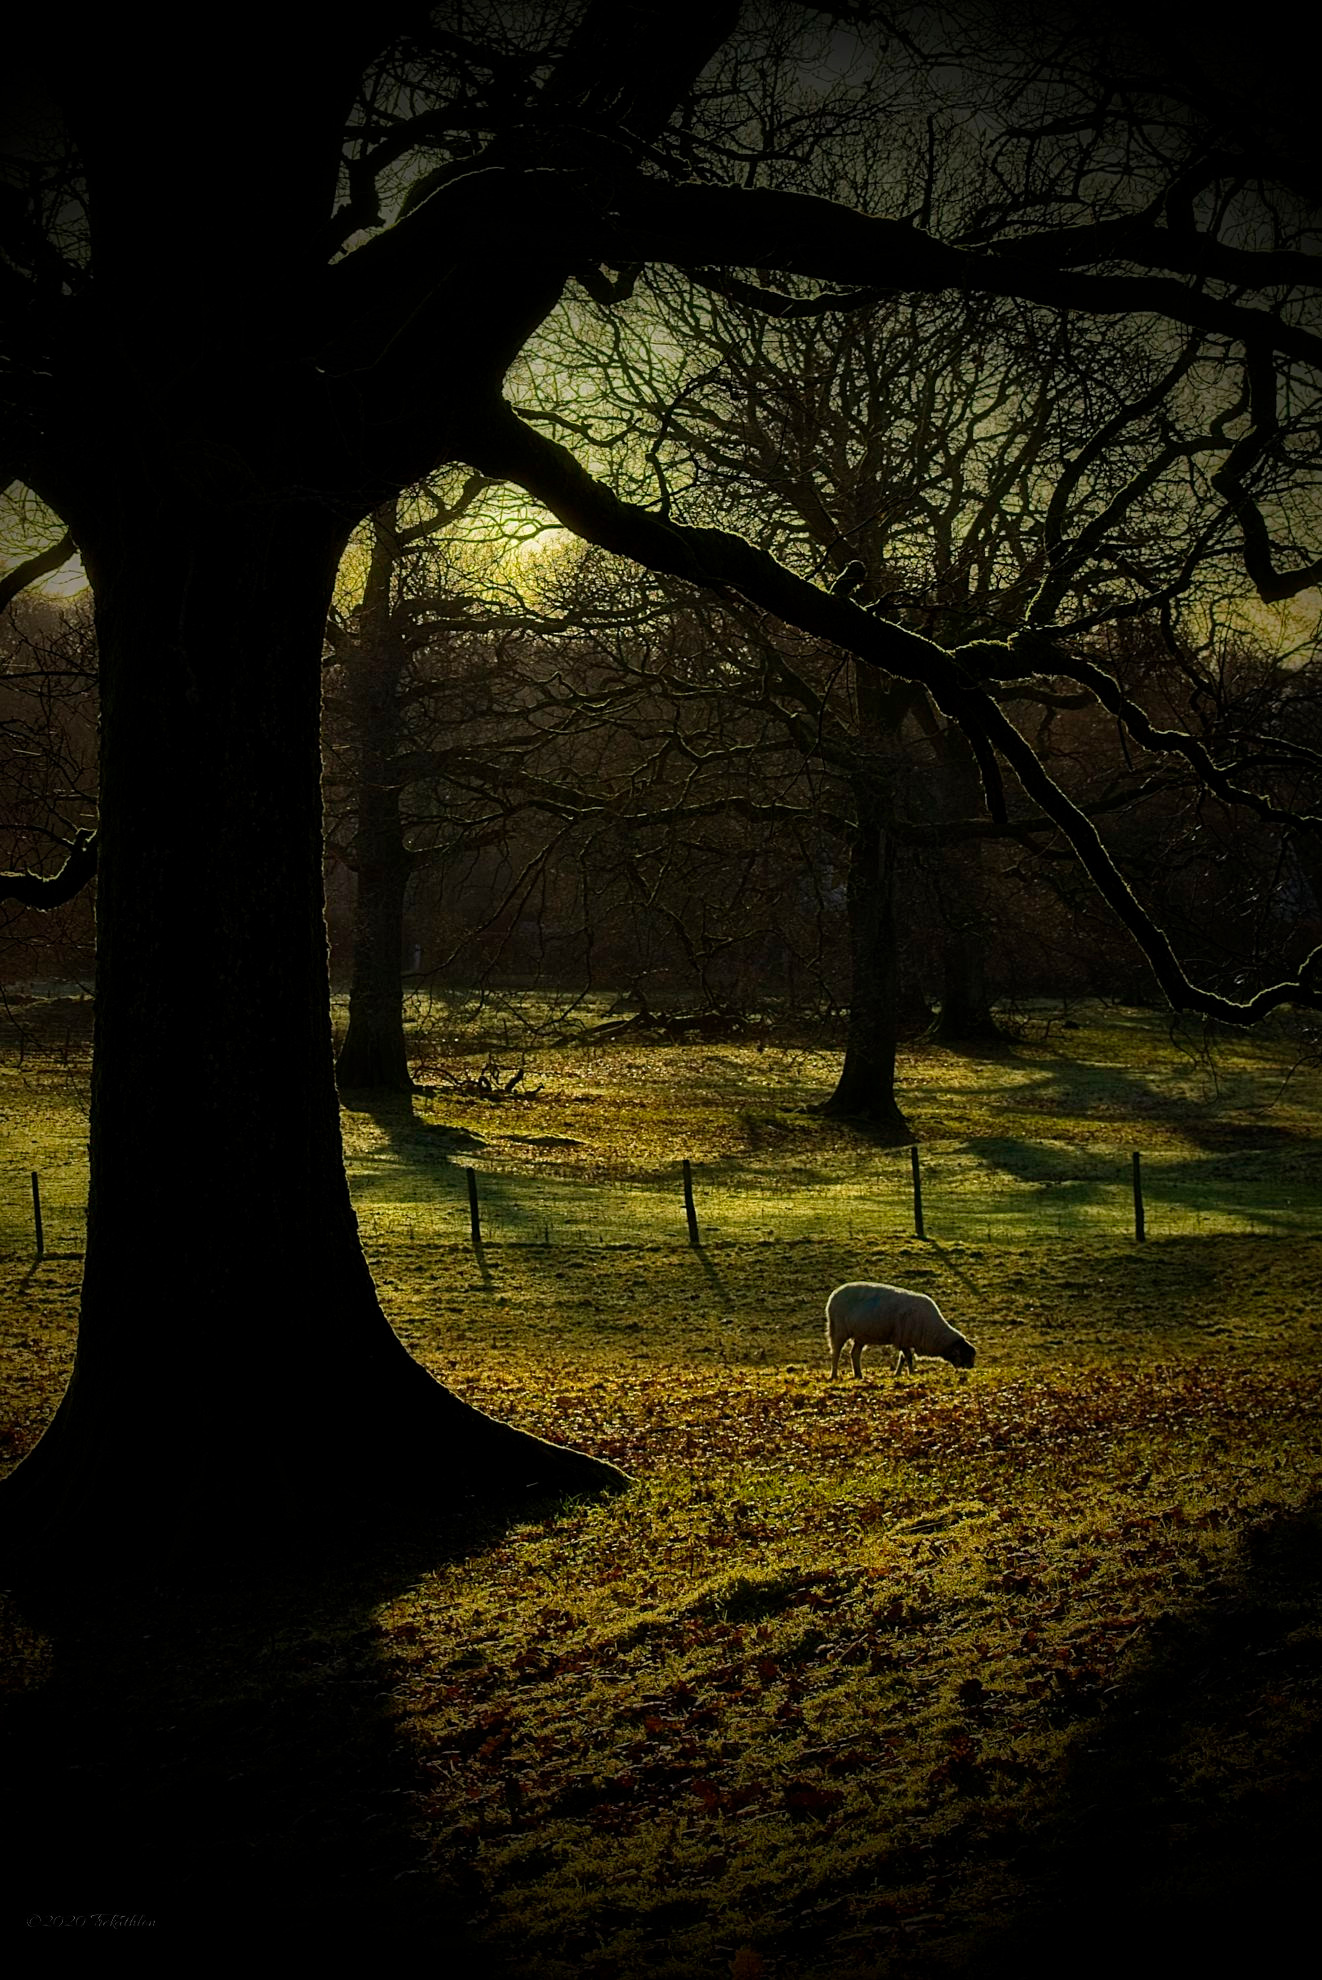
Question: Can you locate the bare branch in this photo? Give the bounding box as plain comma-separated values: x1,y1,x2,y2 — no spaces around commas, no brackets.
465,399,1322,1021
0,826,97,906
0,530,75,613
1210,347,1322,603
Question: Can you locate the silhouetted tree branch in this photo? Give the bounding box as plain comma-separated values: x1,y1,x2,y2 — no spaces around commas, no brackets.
0,530,75,613
0,825,96,905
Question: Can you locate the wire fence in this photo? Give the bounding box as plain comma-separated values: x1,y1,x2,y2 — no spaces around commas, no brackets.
344,1140,1322,1249
4,984,1319,1254
6,1102,1320,1257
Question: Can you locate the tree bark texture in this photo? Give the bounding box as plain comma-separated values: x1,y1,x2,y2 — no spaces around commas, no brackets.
0,503,622,1576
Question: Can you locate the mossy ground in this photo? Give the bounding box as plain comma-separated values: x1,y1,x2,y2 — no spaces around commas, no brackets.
2,1003,1321,1962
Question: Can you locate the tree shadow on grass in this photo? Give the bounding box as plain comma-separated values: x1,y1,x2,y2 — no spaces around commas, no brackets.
953,1495,1322,1974
344,1089,574,1250
0,1494,582,1951
340,1085,485,1149
983,1044,1319,1159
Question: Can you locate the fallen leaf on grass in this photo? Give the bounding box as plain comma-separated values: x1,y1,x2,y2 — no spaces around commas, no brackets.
784,1781,845,1813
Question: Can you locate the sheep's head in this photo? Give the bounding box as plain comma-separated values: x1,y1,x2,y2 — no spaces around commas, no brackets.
946,1336,976,1369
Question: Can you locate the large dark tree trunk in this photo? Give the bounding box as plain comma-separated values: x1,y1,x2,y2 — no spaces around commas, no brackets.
335,511,415,1095
0,504,622,1578
822,787,912,1138
0,10,751,1581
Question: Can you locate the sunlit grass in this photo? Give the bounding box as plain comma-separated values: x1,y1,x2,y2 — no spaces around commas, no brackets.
7,997,1320,1253
344,999,1322,1248
2,997,1321,1959
366,1263,1321,1977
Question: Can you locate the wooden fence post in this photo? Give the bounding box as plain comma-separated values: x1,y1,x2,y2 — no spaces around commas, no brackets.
682,1159,700,1246
910,1145,925,1239
1132,1150,1145,1243
31,1171,44,1256
465,1166,482,1247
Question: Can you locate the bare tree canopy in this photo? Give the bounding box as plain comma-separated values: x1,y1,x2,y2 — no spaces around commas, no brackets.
6,3,1321,1006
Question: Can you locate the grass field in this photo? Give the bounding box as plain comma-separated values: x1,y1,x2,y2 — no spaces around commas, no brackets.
2,1000,1321,1964
6,995,1322,1253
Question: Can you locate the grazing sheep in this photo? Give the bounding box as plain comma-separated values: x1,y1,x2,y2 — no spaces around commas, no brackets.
826,1281,976,1379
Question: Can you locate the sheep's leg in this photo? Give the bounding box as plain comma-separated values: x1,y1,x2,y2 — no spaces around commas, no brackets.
850,1341,864,1379
830,1338,843,1380
895,1348,915,1376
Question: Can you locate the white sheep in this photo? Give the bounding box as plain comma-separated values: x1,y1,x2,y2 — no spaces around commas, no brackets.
825,1281,976,1380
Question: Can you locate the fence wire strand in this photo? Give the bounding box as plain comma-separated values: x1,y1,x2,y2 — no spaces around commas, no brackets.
5,1116,1319,1255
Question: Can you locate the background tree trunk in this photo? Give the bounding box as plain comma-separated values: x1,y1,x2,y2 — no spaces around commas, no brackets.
931,726,1003,1045
934,903,1000,1043
336,813,413,1092
334,513,415,1094
0,501,621,1577
822,787,912,1137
